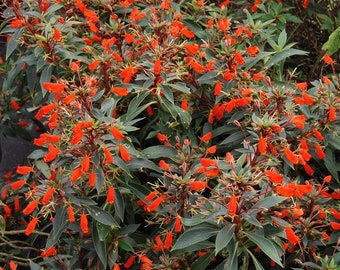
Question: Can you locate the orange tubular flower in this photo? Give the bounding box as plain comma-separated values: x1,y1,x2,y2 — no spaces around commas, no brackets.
41,246,57,257
110,126,124,141
42,188,55,205
159,160,170,170
16,166,33,175
284,147,299,164
174,216,182,232
315,143,326,159
70,167,82,182
200,158,218,167
228,194,238,216
81,155,90,173
329,106,336,122
80,213,89,234
124,256,135,269
67,206,75,222
285,226,300,245
145,196,164,212
324,54,334,65
42,82,66,100
103,147,114,164
201,132,212,142
189,181,207,191
22,200,39,215
276,184,295,197
10,180,26,190
163,231,173,250
258,137,267,155
11,18,25,28
119,144,132,162
119,66,138,83
214,81,223,96
330,222,340,230
89,171,96,188
264,170,283,184
190,60,205,73
10,100,20,111
290,115,306,129
111,87,128,96
44,144,60,163
154,59,161,76
25,217,38,236
107,186,115,204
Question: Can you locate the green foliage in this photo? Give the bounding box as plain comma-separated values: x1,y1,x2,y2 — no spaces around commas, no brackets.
0,0,339,269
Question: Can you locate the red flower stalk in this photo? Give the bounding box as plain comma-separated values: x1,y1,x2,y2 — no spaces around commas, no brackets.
80,213,89,234
228,194,238,216
67,206,75,222
10,180,26,190
22,200,39,215
107,186,115,204
16,166,33,175
110,126,124,141
25,217,38,236
189,181,207,191
119,144,132,162
285,226,300,245
42,188,55,205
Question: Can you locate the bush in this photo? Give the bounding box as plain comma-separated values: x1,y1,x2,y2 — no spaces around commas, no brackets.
0,0,339,269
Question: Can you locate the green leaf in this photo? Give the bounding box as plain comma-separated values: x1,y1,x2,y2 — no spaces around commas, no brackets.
182,19,207,39
6,28,23,60
101,98,118,116
126,158,161,173
35,159,51,179
29,260,43,270
142,146,177,159
215,224,235,255
28,149,46,160
252,196,286,210
93,222,107,268
191,250,215,270
118,238,134,251
46,207,67,248
167,83,191,94
277,30,287,49
324,149,339,182
220,131,244,145
181,215,205,226
265,48,308,68
172,224,218,251
114,188,125,223
243,232,283,267
160,84,174,104
225,240,238,269
197,71,218,85
322,26,340,55
248,249,265,270
89,206,120,227
96,223,111,241
43,4,63,16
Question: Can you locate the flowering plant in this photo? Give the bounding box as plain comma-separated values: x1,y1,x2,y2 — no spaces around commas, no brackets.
0,0,339,269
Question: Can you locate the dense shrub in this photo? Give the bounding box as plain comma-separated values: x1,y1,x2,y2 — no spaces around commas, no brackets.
0,0,339,269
